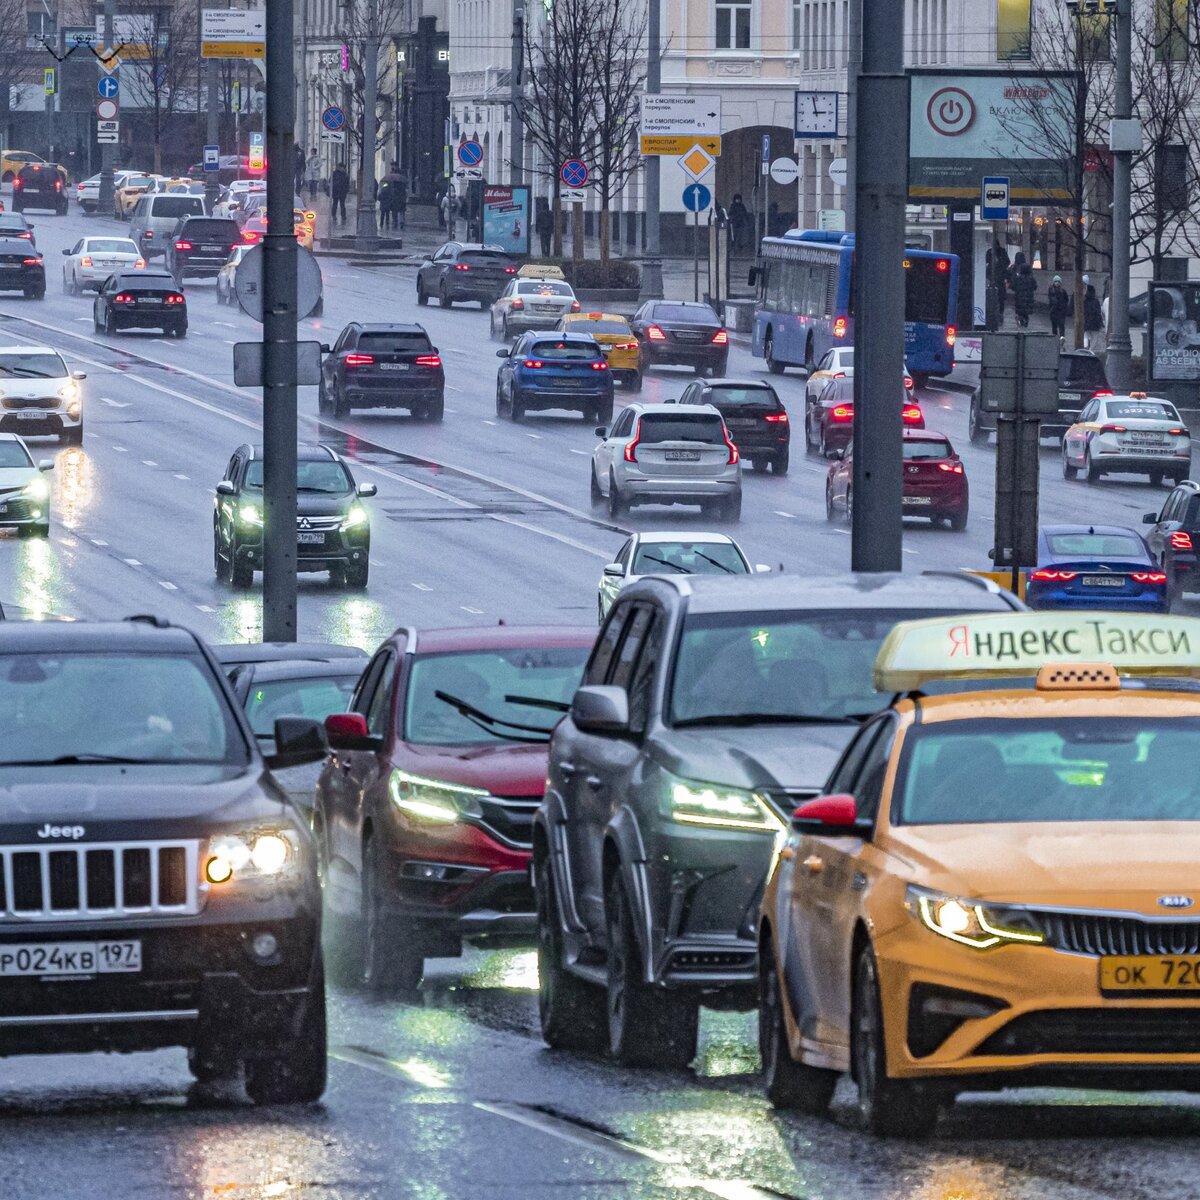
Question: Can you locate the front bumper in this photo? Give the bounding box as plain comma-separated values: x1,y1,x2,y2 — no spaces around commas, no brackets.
643,343,727,369
0,406,79,437
235,527,370,574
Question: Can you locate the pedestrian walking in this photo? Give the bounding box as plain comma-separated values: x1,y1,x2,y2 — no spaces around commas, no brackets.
438,189,450,229
990,240,1011,322
294,143,305,194
1012,262,1036,329
535,203,553,256
728,193,749,251
330,163,349,225
305,148,320,203
377,179,394,230
1048,274,1069,340
379,164,403,231
1084,282,1104,351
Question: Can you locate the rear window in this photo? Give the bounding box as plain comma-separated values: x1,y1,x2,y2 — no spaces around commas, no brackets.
1059,355,1108,387
180,220,238,240
1046,532,1145,559
461,251,510,267
574,320,630,336
358,331,433,353
518,281,572,296
121,274,172,289
86,239,138,254
904,256,953,324
652,304,719,324
638,414,725,444
903,438,952,460
706,386,781,409
151,197,205,218
528,341,601,360
1107,400,1180,421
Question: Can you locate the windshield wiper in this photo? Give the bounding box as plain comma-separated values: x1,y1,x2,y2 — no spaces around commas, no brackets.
641,553,691,574
296,485,343,494
504,692,571,714
673,712,861,729
692,551,736,574
0,753,177,765
434,690,555,743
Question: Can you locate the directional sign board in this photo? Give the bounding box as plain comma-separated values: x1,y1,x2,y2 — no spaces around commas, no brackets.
640,134,721,157
679,144,715,181
640,94,722,156
94,14,159,58
97,130,118,144
203,144,220,171
682,182,711,213
235,244,323,323
560,159,588,188
981,176,1010,221
770,157,800,185
458,140,483,167
201,8,265,58
97,76,119,99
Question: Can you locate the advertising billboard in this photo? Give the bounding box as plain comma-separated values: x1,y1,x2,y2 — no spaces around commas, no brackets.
482,185,530,258
1148,281,1200,382
908,70,1077,204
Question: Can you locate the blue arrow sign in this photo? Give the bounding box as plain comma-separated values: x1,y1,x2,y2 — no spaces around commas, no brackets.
682,183,711,213
321,105,345,131
97,76,119,99
458,140,483,166
560,159,588,188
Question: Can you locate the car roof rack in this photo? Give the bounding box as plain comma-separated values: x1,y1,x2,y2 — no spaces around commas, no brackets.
124,613,171,628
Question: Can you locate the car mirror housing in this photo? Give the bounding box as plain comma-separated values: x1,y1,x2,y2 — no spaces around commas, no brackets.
264,716,328,770
595,426,608,437
602,562,623,578
1143,511,1158,523
72,371,86,381
215,480,236,496
496,349,508,358
754,563,771,573
357,482,378,497
791,793,871,838
319,343,331,354
61,248,69,255
324,711,383,752
570,685,630,735
37,459,53,472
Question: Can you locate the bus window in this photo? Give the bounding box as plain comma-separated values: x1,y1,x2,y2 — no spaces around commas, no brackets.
905,257,952,324
766,259,787,309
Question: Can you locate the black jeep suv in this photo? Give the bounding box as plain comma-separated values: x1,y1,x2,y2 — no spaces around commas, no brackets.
0,616,328,1102
167,216,241,283
12,163,67,215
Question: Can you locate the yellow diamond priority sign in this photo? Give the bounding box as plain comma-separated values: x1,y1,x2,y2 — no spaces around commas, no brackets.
680,144,716,181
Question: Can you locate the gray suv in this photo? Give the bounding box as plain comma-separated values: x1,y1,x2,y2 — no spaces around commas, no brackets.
532,571,1022,1068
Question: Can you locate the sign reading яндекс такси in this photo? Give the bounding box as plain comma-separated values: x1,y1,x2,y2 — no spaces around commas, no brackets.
908,70,1077,205
1149,281,1200,383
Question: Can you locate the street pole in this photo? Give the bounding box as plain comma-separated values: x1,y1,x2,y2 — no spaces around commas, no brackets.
98,0,116,214
843,0,861,228
205,59,219,211
509,0,523,183
850,0,906,573
1106,0,1133,389
261,0,299,642
639,0,662,300
355,0,380,246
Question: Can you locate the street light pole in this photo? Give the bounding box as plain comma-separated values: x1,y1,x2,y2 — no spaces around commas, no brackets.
97,0,116,214
843,0,861,228
355,0,381,246
1106,0,1133,389
509,0,524,184
639,0,663,300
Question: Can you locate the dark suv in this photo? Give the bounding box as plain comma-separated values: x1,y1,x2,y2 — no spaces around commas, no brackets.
308,624,594,992
167,216,241,283
673,378,790,474
533,572,1022,1068
12,164,66,215
630,301,729,376
416,242,518,308
0,616,328,1102
1143,479,1200,604
319,323,445,421
213,443,377,590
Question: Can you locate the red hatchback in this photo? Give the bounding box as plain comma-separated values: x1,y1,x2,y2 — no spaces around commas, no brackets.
826,429,969,530
313,625,594,991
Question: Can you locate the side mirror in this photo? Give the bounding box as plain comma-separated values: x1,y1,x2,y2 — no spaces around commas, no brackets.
602,562,623,578
1143,511,1158,523
324,711,383,752
216,480,236,496
754,563,771,573
570,685,630,735
61,248,69,255
791,793,872,838
320,343,331,354
357,482,378,497
264,716,328,770
37,459,53,472
72,371,86,381
595,426,608,438
496,349,508,358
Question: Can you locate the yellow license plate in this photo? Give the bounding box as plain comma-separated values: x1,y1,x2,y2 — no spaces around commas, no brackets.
1100,956,1200,991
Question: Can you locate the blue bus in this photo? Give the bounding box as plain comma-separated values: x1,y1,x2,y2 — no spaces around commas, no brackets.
750,230,959,384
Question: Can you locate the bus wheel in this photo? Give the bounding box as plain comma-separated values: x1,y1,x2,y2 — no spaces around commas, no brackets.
765,333,785,375
911,371,930,390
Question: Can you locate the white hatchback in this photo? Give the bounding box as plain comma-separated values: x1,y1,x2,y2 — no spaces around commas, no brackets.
62,236,144,294
0,346,85,445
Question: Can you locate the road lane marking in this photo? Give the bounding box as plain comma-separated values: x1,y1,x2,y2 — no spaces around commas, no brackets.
526,433,541,440
90,538,107,546
774,510,795,518
112,445,127,452
158,580,178,590
174,473,188,480
569,448,587,455
100,397,130,408
142,459,157,466
195,604,215,612
410,582,432,591
123,558,141,566
460,605,483,614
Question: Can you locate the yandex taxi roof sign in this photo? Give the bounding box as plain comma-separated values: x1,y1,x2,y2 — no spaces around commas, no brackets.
874,613,1200,692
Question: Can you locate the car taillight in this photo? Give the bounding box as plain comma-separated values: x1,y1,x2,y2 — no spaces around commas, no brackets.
242,231,260,243
504,266,517,273
724,426,739,464
22,257,40,266
591,361,608,370
113,292,134,303
945,325,957,347
832,371,846,379
833,316,847,337
415,355,441,367
1092,389,1113,398
345,353,375,366
903,405,923,424
1099,423,1127,433
523,359,544,368
1169,427,1188,436
936,259,949,272
625,419,641,462
175,240,192,251
166,294,185,305
79,255,93,267
511,298,524,310
904,374,913,390
17,232,29,239
54,180,61,190
1131,572,1167,583
937,461,964,474
712,329,728,345
831,404,854,422
1172,531,1195,550
454,263,470,270
570,300,581,311
134,257,146,269
12,178,19,188
144,231,153,238
1030,570,1078,582
764,412,788,423
647,325,666,340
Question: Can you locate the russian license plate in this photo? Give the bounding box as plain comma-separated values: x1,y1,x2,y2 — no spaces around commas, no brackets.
379,363,409,371
1127,431,1165,442
16,411,42,419
1101,955,1200,991
0,939,141,978
535,305,558,313
664,450,700,461
201,244,223,252
726,418,755,428
905,495,933,505
1083,575,1125,587
140,297,163,305
297,531,325,544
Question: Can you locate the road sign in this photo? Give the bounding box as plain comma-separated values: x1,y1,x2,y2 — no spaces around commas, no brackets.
97,120,119,134
682,183,711,213
560,187,586,204
98,57,120,74
640,94,721,138
829,157,847,187
96,99,118,121
321,105,345,132
320,130,346,145
97,76,119,99
679,144,715,181
640,134,721,157
234,341,323,388
97,130,119,144
981,175,1010,221
235,244,323,323
455,167,483,182
560,159,588,188
203,144,220,171
201,8,265,59
457,140,483,167
94,14,158,58
249,130,264,172
44,69,55,96
770,157,800,185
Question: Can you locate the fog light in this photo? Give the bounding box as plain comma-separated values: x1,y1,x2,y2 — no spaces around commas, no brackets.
206,854,233,883
251,932,278,960
67,401,81,418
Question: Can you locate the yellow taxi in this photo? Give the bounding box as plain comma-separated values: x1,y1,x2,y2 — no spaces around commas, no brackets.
239,211,316,250
0,150,43,183
556,311,641,390
759,610,1200,1137
113,173,158,219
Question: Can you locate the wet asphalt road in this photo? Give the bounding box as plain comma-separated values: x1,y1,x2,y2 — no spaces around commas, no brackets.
1,199,1200,1197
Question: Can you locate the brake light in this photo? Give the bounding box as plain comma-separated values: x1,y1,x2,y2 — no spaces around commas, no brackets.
166,294,185,305
134,257,146,269
1030,570,1078,582
175,240,192,251
1172,531,1194,550
936,259,949,272
712,329,728,345
946,325,957,346
1168,427,1188,436
454,263,470,270
511,298,524,310
764,412,788,423
242,230,260,243
831,405,854,422
625,419,641,462
79,255,93,267
113,292,134,304
937,461,964,474
1131,572,1167,583
647,325,666,340
54,180,61,190
144,231,153,238
16,231,29,239
904,374,913,390
591,361,608,370
570,300,581,311
1099,424,1127,433
1092,389,1113,398
504,266,516,273
523,359,544,369
903,405,923,424
724,426,739,464
619,341,638,350
22,257,40,266
414,355,441,368
833,317,847,337
12,178,19,188
832,371,846,379
345,353,375,366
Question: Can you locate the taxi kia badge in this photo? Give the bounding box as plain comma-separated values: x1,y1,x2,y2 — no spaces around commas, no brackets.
1158,895,1194,909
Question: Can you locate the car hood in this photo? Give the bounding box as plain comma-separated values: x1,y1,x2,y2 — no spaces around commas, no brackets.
297,491,354,518
884,822,1200,912
400,740,551,798
649,724,860,794
0,465,37,492
0,377,65,398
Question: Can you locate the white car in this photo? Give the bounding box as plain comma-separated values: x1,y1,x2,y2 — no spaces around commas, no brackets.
805,346,855,403
61,236,144,294
75,170,132,214
591,401,742,521
216,244,251,305
0,432,53,537
215,180,267,223
597,531,763,621
0,345,85,445
491,278,580,337
1063,392,1192,485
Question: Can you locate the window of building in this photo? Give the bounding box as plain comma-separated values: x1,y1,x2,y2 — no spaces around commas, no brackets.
996,0,1031,61
716,0,751,49
1157,0,1188,62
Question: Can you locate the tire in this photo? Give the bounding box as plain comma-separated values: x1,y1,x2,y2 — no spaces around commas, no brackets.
416,279,427,306
173,322,187,339
967,400,988,446
722,493,742,522
104,310,116,336
24,523,49,538
949,506,968,532
489,313,498,340
911,371,929,390
510,389,524,422
590,467,603,507
819,424,831,459
312,296,324,317
607,475,626,519
765,332,785,375
536,853,607,1053
594,398,613,425
1062,455,1078,480
773,449,790,475
853,946,938,1138
318,377,330,414
230,541,253,589
425,397,445,422
213,533,225,580
63,423,83,446
760,941,837,1114
332,384,349,419
501,316,510,341
244,954,327,1105
361,838,423,992
1086,452,1101,483
344,560,369,589
495,383,507,416
1151,470,1165,487
845,488,853,525
605,872,698,1068
628,371,642,393
825,482,837,522
751,457,769,474
438,284,451,309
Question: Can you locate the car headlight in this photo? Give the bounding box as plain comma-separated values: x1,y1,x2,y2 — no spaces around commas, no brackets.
20,476,49,502
388,768,487,824
340,504,368,531
205,829,300,884
238,502,263,527
905,885,1045,950
661,771,783,833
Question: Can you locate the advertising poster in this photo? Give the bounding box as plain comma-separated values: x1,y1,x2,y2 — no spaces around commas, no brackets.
482,185,530,257
1148,281,1200,382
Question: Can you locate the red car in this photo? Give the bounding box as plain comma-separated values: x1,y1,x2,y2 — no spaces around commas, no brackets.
804,376,924,457
314,625,594,991
826,428,969,530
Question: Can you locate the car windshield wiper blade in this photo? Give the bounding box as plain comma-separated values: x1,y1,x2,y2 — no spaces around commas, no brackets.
641,553,691,574
434,689,555,742
692,551,736,574
673,712,860,728
0,753,176,765
504,692,571,714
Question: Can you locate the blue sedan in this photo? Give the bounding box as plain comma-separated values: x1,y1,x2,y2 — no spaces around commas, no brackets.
1026,524,1169,613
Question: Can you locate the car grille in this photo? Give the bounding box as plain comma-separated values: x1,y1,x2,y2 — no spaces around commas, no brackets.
0,841,200,921
1,397,58,410
295,515,342,531
476,794,540,849
977,1008,1200,1057
1035,910,1200,956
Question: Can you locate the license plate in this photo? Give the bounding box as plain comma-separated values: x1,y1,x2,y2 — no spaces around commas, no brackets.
664,450,700,461
1127,431,1165,443
726,419,756,428
141,297,163,305
676,332,703,341
0,939,141,978
201,244,223,251
16,411,42,419
1101,955,1200,991
905,495,933,505
535,305,558,313
1083,575,1125,587
297,531,325,544
379,363,409,372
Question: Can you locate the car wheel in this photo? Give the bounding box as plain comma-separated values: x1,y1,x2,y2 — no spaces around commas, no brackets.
722,493,742,522
213,532,225,580
229,540,253,589
949,507,968,532
361,837,423,993
765,332,785,375
438,284,451,309
825,481,837,522
495,382,507,416
968,399,988,446
510,389,524,422
845,488,854,525
502,316,510,341
607,475,626,519
590,466,603,507
853,946,938,1137
628,371,642,392
759,939,837,1113
332,383,350,419
536,851,607,1053
173,322,187,339
416,279,427,306
104,310,116,335
1151,470,1165,487
605,871,698,1068
318,377,330,413
1086,451,1101,483
751,457,769,473
425,397,445,422
244,954,327,1105
344,560,369,589
63,423,83,446
819,424,831,459
489,312,498,340
1062,454,1078,480
594,398,613,425
773,449,790,475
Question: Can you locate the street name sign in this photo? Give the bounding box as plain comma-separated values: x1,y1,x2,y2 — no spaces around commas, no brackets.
640,94,721,156
202,8,265,58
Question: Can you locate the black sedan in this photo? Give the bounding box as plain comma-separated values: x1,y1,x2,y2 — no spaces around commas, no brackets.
0,238,44,298
94,270,187,336
630,300,728,376
319,322,444,421
673,377,790,474
415,242,518,308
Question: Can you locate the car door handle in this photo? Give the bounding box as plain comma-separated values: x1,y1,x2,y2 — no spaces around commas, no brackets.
802,855,825,874
585,775,603,790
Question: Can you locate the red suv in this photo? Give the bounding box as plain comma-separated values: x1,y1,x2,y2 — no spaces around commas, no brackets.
313,625,594,991
826,429,968,530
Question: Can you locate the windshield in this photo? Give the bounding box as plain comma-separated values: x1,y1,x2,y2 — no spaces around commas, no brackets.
0,352,65,379
0,653,246,765
896,717,1200,824
640,414,725,444
0,441,33,468
633,541,747,575
461,251,510,266
244,460,353,494
670,609,952,725
1107,400,1180,421
529,341,600,360
1046,532,1144,559
244,675,357,736
903,438,953,460
404,647,588,745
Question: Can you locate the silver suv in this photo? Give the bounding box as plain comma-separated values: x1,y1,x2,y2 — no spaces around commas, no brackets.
532,571,1022,1068
129,192,207,260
